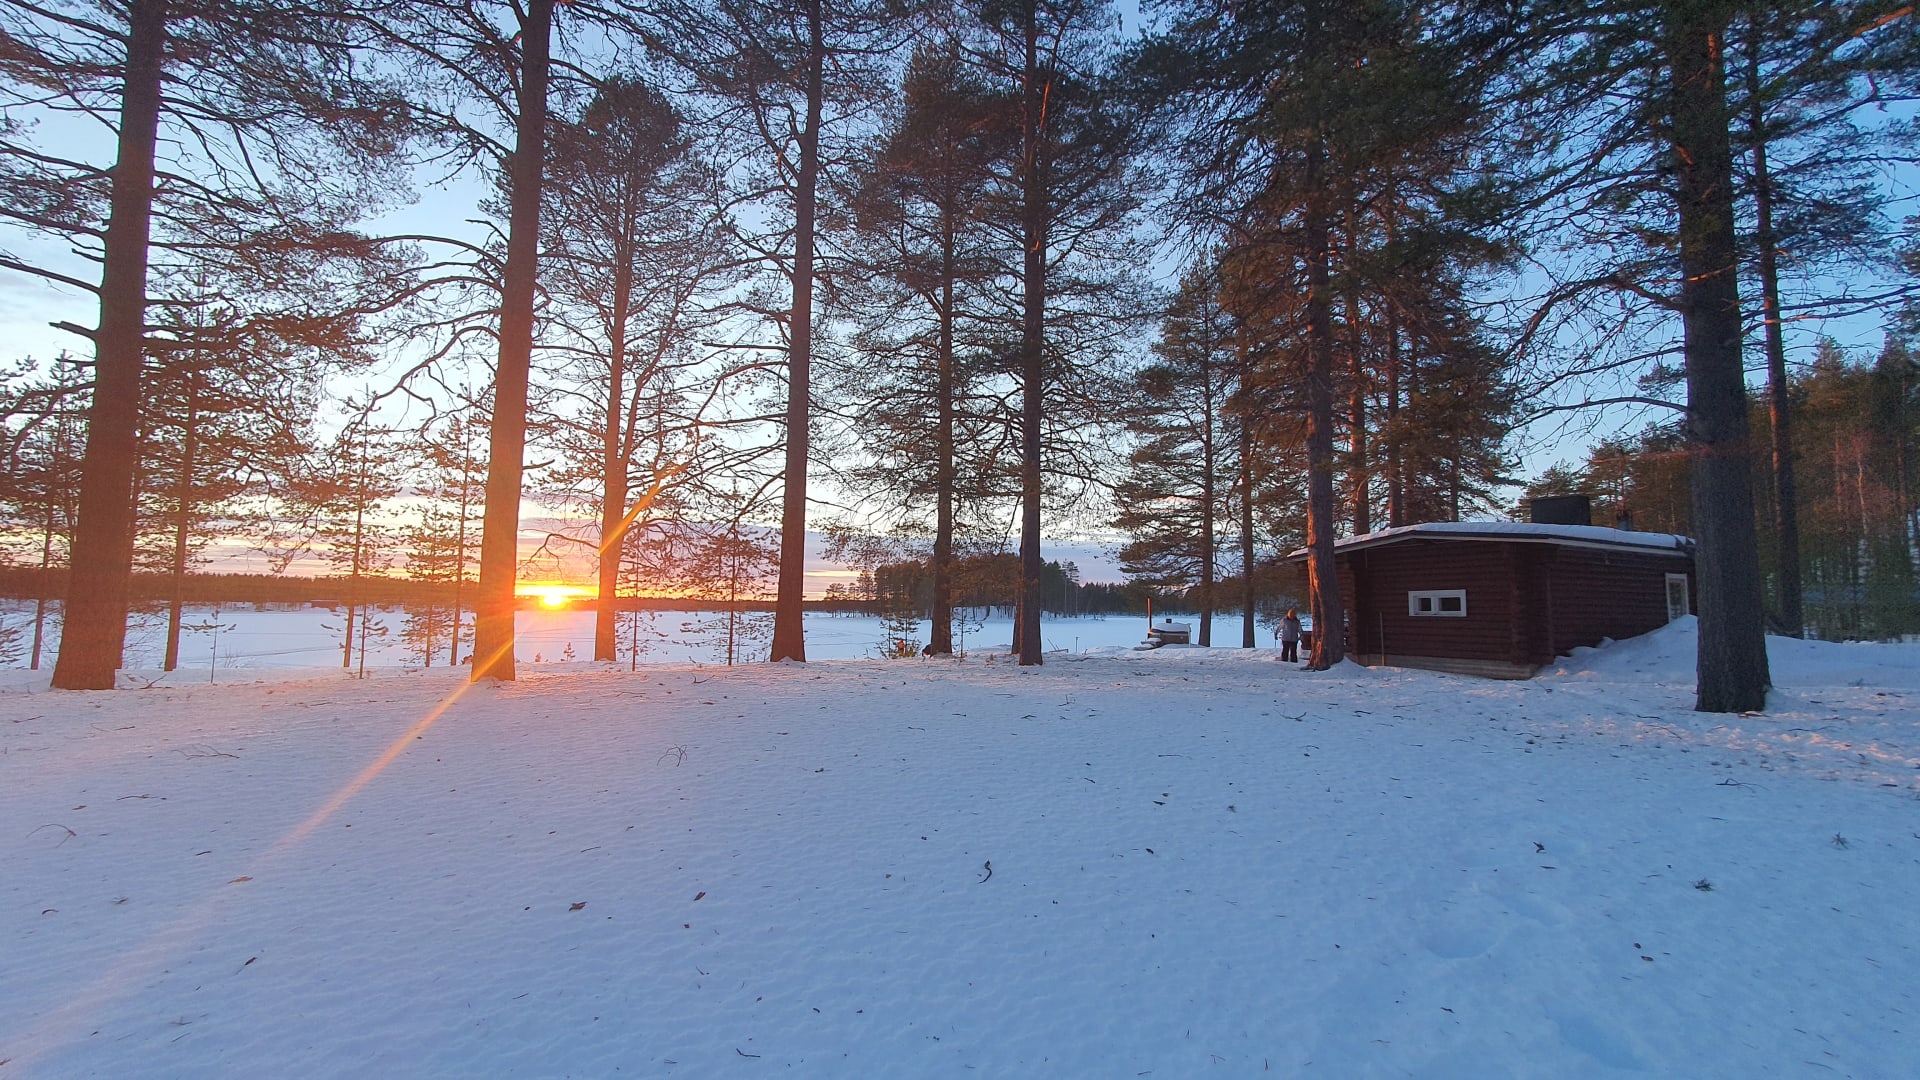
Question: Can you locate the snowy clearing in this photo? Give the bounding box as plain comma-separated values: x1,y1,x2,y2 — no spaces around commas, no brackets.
3,618,1917,1077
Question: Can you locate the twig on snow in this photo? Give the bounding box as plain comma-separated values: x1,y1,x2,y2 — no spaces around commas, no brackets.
28,823,76,846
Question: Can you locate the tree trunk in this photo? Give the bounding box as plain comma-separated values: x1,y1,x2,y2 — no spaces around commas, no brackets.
1385,315,1403,527
1666,0,1770,712
594,461,626,662
929,221,957,655
1344,207,1371,537
1017,1,1047,667
52,0,167,690
1743,26,1801,637
344,445,369,670
595,263,633,662
770,0,825,663
32,481,59,669
1239,409,1256,647
451,434,472,666
1302,129,1346,670
471,0,553,682
1198,332,1217,647
164,372,199,672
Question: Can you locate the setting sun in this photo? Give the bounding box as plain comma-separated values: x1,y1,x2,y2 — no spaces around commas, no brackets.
518,583,594,609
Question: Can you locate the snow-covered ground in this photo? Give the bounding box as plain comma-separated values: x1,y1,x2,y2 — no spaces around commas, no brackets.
3,618,1916,1077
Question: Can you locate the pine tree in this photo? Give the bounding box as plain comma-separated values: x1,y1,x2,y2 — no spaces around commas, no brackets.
469,0,554,682
138,298,322,671
636,509,779,666
416,407,487,665
1390,324,1516,522
1791,339,1916,639
1509,0,1829,710
836,38,1011,656
538,74,736,662
1137,0,1513,668
289,427,404,672
401,505,471,667
353,0,682,681
647,0,908,663
978,0,1142,665
0,356,87,669
1112,265,1241,646
0,1,412,689
1733,2,1912,636
1662,0,1772,711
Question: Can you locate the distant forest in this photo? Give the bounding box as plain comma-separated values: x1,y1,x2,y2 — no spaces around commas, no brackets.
0,556,1255,618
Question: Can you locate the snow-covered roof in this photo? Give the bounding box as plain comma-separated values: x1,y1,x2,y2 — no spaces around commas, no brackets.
1289,521,1694,559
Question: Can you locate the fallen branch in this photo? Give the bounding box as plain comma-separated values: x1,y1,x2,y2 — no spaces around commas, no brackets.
27,823,76,846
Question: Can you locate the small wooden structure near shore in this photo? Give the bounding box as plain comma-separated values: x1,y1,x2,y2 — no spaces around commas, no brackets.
1292,521,1696,679
1141,617,1192,648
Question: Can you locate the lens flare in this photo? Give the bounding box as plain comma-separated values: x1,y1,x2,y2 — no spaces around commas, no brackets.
518,583,592,609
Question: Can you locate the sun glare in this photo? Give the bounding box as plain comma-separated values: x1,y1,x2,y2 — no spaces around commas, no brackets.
519,583,593,609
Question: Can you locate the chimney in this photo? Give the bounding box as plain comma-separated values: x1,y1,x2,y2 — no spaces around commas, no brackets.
1528,494,1591,526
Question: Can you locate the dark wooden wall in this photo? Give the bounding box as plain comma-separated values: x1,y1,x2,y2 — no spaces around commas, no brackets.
1534,545,1692,660
1338,539,1694,670
1344,541,1527,664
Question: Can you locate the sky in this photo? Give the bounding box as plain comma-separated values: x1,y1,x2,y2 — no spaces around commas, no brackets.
3,616,1916,1075
3,10,1915,591
191,515,1128,592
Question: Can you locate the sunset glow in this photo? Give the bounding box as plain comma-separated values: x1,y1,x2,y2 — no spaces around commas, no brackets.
519,583,594,609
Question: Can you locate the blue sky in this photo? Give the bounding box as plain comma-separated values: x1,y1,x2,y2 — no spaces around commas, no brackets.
3,9,1913,588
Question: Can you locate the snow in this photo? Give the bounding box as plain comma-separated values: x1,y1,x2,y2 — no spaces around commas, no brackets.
4,617,1917,1077
1295,520,1693,557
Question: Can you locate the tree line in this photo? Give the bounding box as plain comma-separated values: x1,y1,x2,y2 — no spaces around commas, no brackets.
1,0,1915,710
1529,334,1920,643
829,554,1138,616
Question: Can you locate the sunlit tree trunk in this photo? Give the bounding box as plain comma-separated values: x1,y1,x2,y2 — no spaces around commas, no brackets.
1344,201,1370,537
472,0,553,682
595,263,633,662
52,0,167,690
1302,120,1345,670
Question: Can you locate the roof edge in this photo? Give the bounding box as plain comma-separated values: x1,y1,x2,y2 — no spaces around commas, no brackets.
1286,521,1695,560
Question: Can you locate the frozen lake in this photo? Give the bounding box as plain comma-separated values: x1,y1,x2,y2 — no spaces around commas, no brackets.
2,604,1270,676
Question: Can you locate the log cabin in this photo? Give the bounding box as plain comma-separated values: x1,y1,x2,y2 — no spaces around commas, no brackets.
1293,521,1696,679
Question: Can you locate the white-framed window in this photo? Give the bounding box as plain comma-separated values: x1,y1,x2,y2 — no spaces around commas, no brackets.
1408,589,1467,617
1665,573,1690,621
